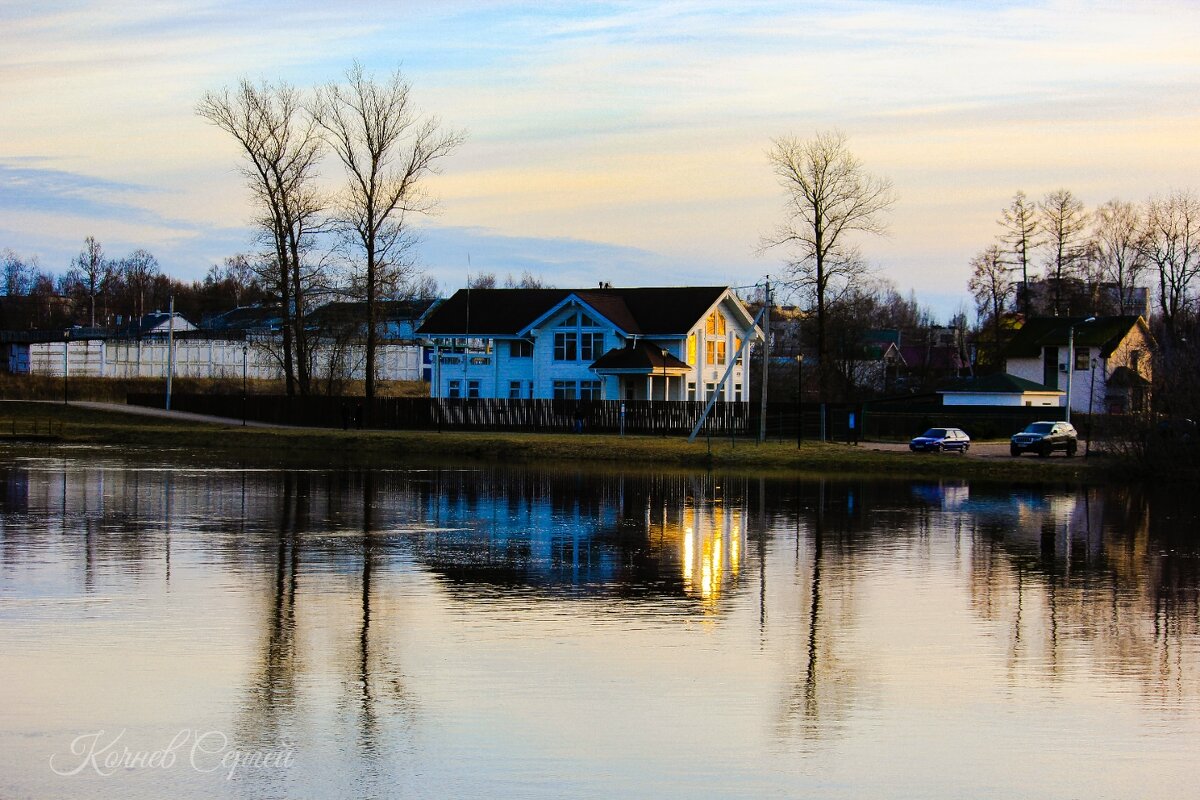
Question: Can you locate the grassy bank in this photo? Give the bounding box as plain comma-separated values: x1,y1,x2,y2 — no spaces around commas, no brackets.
0,400,1104,483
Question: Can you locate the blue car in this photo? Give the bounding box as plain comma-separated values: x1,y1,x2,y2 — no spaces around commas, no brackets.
910,427,971,453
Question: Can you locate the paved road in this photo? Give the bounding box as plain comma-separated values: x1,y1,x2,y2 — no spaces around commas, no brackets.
864,440,1088,461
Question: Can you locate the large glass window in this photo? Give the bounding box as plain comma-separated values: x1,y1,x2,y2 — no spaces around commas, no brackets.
448,380,461,399
581,332,604,361
467,380,480,399
705,312,726,336
508,381,523,399
509,340,533,358
579,380,602,400
687,333,697,365
1075,347,1089,371
554,332,578,361
553,380,577,400
706,339,726,366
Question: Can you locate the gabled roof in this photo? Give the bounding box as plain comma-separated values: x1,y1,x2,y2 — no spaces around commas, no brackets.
1003,316,1149,359
202,305,284,332
306,299,436,328
591,341,690,372
937,373,1062,395
416,286,741,337
116,312,194,338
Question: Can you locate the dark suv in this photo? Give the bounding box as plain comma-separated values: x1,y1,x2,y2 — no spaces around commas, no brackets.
1010,421,1078,457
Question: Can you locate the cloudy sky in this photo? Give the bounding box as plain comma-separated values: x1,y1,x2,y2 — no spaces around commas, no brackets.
4,1,1199,318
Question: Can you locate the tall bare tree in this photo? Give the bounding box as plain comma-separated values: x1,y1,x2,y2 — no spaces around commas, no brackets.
1142,191,1200,344
117,248,160,322
1092,199,1147,315
968,244,1013,361
314,63,463,402
71,236,108,327
1039,189,1089,316
997,191,1039,317
761,131,896,398
198,79,325,395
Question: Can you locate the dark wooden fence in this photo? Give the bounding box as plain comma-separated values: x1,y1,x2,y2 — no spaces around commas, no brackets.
128,392,1069,441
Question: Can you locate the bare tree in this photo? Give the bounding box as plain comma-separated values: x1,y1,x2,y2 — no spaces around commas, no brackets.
998,191,1039,317
968,244,1013,361
1039,189,1089,316
1142,191,1200,344
314,62,463,402
1092,199,1147,316
467,272,496,289
504,270,552,289
2,249,37,296
117,248,160,322
761,131,896,398
71,236,108,327
198,79,325,395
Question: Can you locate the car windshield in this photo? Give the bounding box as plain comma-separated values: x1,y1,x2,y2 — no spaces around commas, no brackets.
921,429,946,438
1024,423,1054,434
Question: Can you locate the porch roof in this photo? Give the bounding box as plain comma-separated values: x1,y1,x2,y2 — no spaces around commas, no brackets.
591,341,691,374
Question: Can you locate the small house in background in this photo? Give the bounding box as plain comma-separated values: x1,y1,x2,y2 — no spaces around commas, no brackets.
116,311,196,339
201,305,285,338
846,329,906,393
1003,316,1154,414
937,373,1063,408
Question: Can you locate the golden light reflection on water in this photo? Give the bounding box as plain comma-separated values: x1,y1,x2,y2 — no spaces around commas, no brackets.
677,501,744,609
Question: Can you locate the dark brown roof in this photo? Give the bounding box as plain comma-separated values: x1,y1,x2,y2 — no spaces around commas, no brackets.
416,286,732,336
591,341,690,372
1003,316,1148,359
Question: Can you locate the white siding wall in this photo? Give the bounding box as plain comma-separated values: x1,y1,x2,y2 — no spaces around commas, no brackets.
942,392,1060,407
27,339,422,382
1006,357,1044,385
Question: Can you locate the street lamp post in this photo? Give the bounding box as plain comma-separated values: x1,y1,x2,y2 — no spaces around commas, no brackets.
242,344,248,426
796,353,803,448
1085,356,1097,458
62,330,69,404
1064,316,1096,424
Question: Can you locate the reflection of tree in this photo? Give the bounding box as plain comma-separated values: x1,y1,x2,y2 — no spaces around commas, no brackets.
965,485,1200,701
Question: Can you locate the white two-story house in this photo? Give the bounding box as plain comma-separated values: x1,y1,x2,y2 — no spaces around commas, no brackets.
1003,315,1155,414
416,286,761,402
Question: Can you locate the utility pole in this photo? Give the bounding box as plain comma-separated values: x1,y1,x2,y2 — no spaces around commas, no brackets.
759,277,770,444
165,295,175,411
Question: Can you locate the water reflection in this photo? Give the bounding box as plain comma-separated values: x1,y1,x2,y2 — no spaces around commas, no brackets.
1,450,1199,799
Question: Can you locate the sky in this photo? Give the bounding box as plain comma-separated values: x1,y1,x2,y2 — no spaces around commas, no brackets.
4,0,1200,320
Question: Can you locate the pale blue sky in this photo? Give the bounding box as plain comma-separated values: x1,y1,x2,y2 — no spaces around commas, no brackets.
4,1,1199,318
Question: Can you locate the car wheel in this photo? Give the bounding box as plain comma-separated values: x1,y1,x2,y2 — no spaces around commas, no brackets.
1067,442,1077,457
1010,445,1020,457
936,443,944,453
1038,443,1050,458
962,444,970,454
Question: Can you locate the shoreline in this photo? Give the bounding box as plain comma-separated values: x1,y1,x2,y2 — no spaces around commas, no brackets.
0,400,1105,483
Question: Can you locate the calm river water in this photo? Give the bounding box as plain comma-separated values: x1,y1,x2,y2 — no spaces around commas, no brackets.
1,446,1199,799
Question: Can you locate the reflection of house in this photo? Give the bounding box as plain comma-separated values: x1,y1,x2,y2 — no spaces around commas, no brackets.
416,286,761,401
1003,316,1154,414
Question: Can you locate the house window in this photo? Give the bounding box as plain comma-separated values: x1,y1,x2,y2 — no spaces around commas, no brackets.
1074,347,1089,371
734,337,743,365
554,332,578,361
581,332,604,361
687,333,697,365
705,312,726,336
553,380,577,400
467,380,480,399
706,339,726,366
448,380,462,399
1130,349,1142,372
579,380,602,400
734,383,743,403
687,381,697,401
509,340,533,358
508,381,523,399
705,382,717,401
